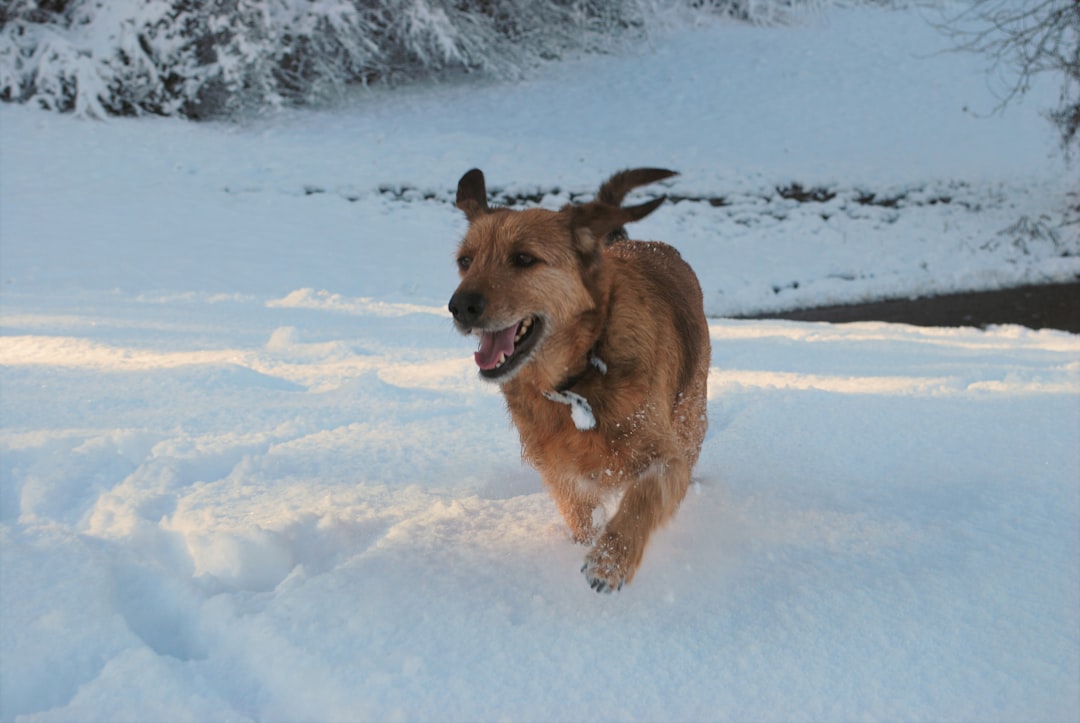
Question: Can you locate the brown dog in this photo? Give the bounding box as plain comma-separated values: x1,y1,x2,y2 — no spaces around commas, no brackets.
449,168,710,592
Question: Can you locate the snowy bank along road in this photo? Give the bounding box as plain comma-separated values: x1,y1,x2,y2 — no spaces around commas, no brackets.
2,4,1079,722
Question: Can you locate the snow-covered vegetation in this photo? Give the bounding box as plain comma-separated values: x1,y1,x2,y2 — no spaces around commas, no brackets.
0,0,818,119
1,3,1077,721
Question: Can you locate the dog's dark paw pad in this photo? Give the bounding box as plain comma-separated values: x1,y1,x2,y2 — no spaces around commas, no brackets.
581,560,625,594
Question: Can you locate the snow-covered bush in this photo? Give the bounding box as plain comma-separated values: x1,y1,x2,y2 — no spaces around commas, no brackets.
0,0,823,119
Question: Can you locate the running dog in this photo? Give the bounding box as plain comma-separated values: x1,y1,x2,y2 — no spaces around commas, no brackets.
448,168,710,592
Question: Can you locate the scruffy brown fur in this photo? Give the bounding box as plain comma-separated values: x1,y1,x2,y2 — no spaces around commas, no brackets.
449,168,710,592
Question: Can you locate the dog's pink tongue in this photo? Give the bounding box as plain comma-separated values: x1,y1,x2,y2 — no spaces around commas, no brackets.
475,325,518,370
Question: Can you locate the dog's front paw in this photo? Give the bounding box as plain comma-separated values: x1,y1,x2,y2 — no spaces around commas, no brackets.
581,562,623,593
580,534,633,593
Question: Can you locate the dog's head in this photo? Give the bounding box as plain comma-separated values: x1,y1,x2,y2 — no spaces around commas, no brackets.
449,168,675,384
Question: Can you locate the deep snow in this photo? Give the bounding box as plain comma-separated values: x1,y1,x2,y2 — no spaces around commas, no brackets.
1,5,1078,722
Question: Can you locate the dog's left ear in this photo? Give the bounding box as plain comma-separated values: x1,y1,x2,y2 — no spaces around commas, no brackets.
568,203,624,258
568,196,668,257
568,167,676,255
456,168,490,222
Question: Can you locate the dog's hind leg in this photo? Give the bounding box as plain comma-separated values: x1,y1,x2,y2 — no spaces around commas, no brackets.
581,455,691,592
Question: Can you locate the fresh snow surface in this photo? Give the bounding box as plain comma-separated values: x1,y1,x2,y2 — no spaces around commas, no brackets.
1,6,1078,722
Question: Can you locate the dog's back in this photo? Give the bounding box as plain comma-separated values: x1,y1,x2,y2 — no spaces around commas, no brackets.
605,239,710,466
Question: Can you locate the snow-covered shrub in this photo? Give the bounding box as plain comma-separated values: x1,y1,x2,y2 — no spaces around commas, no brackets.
0,0,825,119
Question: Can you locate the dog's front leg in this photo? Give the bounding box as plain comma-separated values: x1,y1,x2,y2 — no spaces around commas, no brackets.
547,474,600,544
582,456,690,592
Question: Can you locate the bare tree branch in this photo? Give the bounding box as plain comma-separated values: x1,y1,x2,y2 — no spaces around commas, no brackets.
933,0,1080,155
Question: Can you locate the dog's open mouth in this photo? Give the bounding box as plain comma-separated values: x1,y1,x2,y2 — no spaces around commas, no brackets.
474,316,542,380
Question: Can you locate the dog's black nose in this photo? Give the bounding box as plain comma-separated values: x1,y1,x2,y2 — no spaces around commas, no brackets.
448,291,485,325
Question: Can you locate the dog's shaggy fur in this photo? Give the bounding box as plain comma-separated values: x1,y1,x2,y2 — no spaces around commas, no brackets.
449,168,710,592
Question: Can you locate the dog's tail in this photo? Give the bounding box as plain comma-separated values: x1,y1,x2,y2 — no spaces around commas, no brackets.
595,168,677,244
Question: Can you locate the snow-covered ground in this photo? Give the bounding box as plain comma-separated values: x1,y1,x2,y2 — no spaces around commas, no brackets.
1,5,1078,722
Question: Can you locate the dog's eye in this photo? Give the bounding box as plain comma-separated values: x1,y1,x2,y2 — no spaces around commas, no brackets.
511,253,538,268
457,256,472,271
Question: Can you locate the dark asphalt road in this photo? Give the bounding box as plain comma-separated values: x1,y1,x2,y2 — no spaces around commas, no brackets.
739,280,1079,334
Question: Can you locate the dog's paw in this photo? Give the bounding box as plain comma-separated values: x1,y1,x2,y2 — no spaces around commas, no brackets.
581,563,623,593
580,536,632,593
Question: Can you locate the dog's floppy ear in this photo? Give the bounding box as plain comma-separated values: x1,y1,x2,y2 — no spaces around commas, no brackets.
568,168,677,253
568,204,628,257
596,168,677,207
456,168,490,222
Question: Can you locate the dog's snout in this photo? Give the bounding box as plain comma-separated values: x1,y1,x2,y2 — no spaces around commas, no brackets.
449,290,486,325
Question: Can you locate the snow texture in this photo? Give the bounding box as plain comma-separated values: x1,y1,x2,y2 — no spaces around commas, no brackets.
1,5,1078,722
